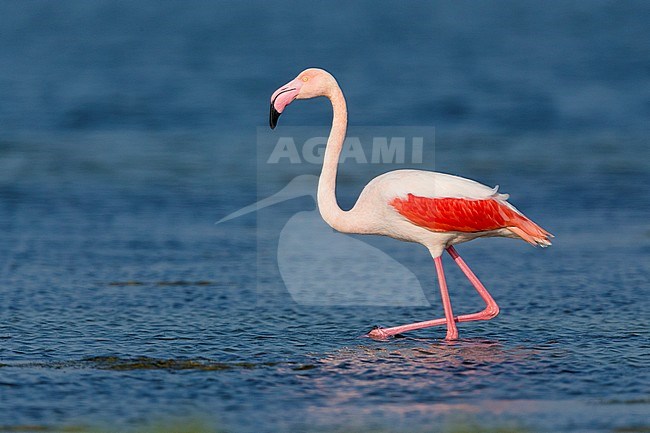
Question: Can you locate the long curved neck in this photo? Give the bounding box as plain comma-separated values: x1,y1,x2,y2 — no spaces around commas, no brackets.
317,85,353,232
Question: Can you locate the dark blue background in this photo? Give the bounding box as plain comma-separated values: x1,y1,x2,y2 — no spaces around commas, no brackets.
1,2,648,432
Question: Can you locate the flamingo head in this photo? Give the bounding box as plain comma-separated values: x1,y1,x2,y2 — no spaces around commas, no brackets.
269,68,337,129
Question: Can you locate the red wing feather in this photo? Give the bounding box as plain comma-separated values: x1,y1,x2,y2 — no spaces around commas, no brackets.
390,194,551,245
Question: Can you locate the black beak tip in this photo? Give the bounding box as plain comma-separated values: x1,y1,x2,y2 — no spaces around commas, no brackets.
270,104,281,130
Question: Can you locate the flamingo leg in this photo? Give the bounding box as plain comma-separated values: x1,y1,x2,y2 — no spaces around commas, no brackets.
435,256,459,340
368,255,459,340
367,246,499,340
446,245,500,322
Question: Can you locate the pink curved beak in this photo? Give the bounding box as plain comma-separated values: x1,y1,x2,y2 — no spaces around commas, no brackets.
270,78,302,129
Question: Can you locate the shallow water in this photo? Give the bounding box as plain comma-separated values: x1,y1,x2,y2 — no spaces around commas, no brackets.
1,1,649,432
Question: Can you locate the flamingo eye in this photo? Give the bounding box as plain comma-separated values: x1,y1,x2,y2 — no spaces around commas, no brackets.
301,76,309,82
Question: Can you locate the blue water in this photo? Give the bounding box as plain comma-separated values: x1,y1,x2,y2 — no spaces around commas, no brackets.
1,1,649,432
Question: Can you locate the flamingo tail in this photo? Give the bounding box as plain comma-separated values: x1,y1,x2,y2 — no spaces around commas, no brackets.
508,216,553,247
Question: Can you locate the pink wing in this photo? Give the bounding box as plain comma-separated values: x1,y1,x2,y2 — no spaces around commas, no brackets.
390,194,552,246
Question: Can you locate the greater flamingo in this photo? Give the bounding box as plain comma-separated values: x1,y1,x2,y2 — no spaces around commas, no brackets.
269,68,552,340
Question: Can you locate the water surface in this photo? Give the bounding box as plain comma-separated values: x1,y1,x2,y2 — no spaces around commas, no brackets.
1,1,649,432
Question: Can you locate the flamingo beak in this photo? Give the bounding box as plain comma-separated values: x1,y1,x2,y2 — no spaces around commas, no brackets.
270,103,281,129
269,78,303,129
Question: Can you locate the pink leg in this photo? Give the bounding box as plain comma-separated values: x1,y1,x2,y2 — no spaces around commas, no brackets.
435,256,459,340
367,246,499,340
446,246,500,322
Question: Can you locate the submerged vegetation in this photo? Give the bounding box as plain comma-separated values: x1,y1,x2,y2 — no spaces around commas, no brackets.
0,421,533,433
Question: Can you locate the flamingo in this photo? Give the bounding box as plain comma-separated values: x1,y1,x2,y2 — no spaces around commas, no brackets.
269,68,552,341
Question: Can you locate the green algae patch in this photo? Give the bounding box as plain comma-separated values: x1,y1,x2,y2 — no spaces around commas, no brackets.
82,356,271,371
292,363,317,371
0,426,87,432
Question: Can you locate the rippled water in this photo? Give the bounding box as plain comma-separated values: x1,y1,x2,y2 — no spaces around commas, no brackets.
1,1,649,432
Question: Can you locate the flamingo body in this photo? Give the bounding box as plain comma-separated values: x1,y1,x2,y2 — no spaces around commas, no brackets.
337,169,550,257
269,68,552,340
